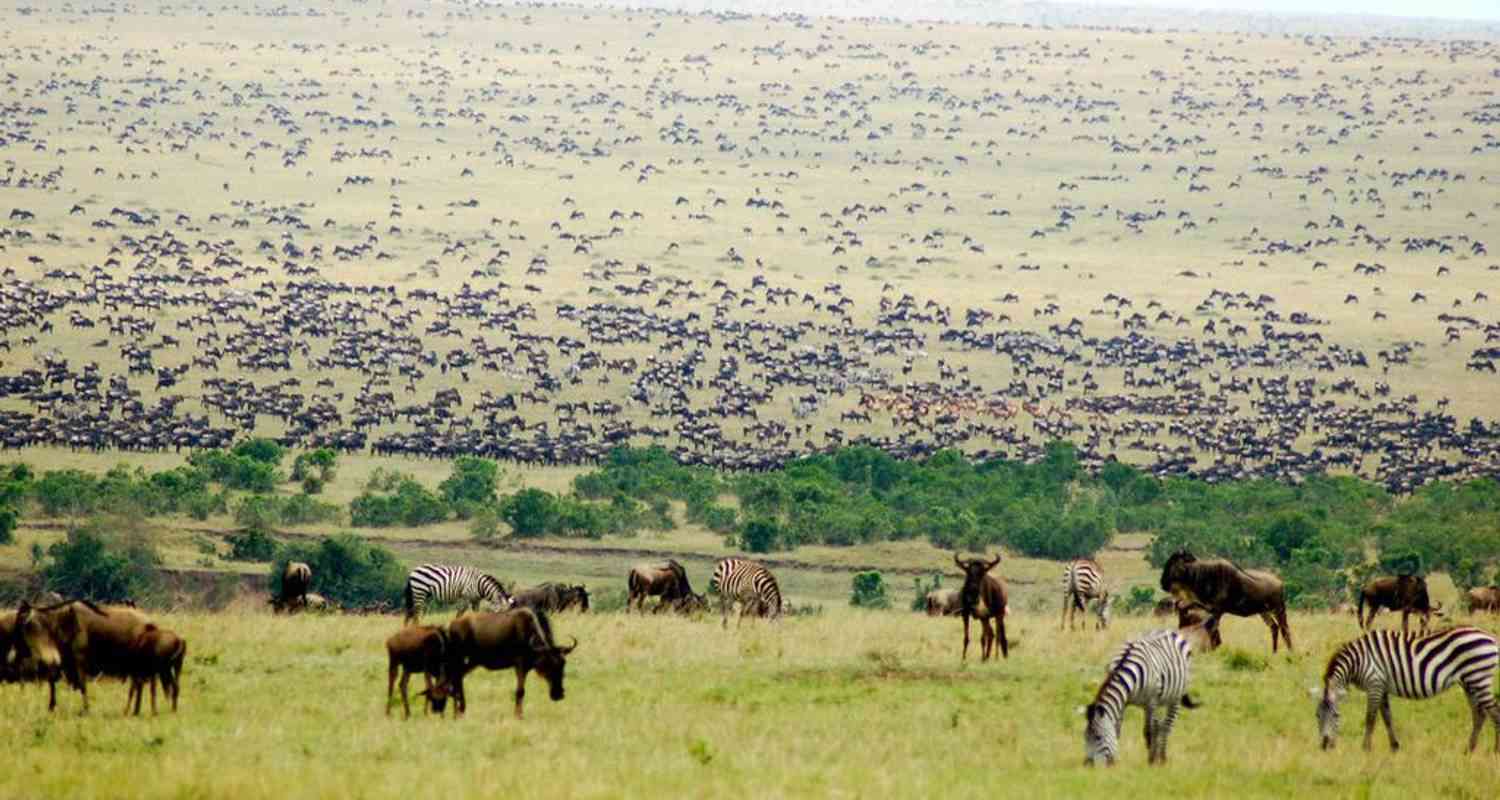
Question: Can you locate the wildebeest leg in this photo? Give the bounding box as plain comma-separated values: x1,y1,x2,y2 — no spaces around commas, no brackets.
47,676,57,712
386,660,398,717
979,618,992,662
1379,697,1398,751
513,667,528,719
164,667,179,713
451,673,466,718
149,675,159,716
961,613,971,661
1259,611,1279,653
1276,605,1293,652
996,613,1008,659
399,669,413,719
1400,607,1409,635
125,679,140,717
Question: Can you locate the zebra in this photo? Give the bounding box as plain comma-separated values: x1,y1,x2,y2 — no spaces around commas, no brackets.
1084,629,1199,766
1062,558,1110,631
403,564,513,624
710,558,782,629
1317,626,1500,753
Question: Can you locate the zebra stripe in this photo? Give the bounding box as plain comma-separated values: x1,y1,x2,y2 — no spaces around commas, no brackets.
1062,559,1109,630
710,558,782,628
1318,626,1500,752
1085,629,1197,766
404,564,512,623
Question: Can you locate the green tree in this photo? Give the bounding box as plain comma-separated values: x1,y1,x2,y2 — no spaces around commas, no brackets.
850,571,891,609
439,457,501,513
499,489,557,537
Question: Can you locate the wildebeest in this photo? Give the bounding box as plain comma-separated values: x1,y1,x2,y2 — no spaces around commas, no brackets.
655,592,709,615
954,553,1008,661
6,599,152,712
1467,586,1500,614
1159,551,1292,653
512,582,590,613
924,588,961,617
280,561,312,608
627,559,694,613
386,625,450,718
1358,575,1441,634
443,607,577,719
125,624,186,716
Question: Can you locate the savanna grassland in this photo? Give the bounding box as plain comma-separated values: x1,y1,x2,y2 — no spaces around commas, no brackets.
5,609,1500,800
3,1,1500,798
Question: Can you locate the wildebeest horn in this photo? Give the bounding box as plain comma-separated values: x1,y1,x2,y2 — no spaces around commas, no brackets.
986,554,1001,569
953,553,967,569
557,636,578,655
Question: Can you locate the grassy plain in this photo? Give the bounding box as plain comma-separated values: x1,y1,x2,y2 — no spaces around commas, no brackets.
4,609,1500,800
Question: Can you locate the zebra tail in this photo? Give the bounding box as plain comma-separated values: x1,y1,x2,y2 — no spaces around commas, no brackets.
1181,693,1201,709
403,582,415,616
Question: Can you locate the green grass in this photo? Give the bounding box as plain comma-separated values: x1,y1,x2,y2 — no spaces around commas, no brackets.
4,610,1499,799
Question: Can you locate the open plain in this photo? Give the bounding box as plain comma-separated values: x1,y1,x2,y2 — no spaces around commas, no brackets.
2,0,1500,797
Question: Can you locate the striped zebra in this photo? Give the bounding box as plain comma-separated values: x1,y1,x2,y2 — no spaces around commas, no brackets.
1084,629,1199,766
403,564,513,624
1062,558,1110,631
1317,626,1500,752
710,558,782,629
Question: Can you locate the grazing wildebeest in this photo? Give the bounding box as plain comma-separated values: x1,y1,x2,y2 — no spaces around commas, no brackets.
626,559,694,613
1318,627,1500,752
655,592,708,615
386,625,450,718
924,588,961,617
1358,575,1441,633
6,600,152,712
512,583,590,613
444,607,576,720
125,624,186,716
1084,629,1199,766
1159,551,1292,653
279,561,312,609
954,553,1008,661
1175,602,1222,651
1467,587,1500,614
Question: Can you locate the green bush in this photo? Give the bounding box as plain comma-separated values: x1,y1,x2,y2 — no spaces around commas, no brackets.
439,457,501,512
226,528,280,562
270,534,406,607
739,517,782,553
469,504,502,542
1121,585,1158,615
350,479,449,527
850,571,891,609
499,488,557,537
42,522,160,603
232,438,286,466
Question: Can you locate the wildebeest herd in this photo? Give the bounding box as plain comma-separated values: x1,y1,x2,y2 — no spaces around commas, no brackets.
0,2,1497,497
10,548,1500,763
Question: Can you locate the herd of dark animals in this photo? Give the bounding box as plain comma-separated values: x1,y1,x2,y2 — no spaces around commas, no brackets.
0,6,1497,495
9,550,1500,760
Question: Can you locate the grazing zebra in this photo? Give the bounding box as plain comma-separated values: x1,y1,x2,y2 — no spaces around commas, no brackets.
403,564,512,624
1084,629,1199,766
1062,558,1110,631
1317,627,1500,753
710,558,782,629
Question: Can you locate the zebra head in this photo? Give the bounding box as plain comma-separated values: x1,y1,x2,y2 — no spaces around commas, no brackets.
1083,702,1120,766
481,574,514,610
1094,592,1113,629
1316,688,1344,750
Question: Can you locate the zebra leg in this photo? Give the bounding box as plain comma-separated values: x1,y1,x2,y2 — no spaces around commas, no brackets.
1379,697,1399,751
1362,693,1381,751
1157,703,1181,764
1142,704,1157,764
1061,592,1070,631
721,595,731,630
1465,695,1485,753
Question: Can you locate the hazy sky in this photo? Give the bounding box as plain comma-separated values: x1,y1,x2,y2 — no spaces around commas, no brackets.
1122,0,1498,21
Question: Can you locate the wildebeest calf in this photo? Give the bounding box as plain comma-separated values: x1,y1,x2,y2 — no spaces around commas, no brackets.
386,625,449,718
125,624,186,716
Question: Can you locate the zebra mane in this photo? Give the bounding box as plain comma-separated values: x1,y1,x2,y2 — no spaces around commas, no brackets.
1094,639,1141,708
480,572,510,601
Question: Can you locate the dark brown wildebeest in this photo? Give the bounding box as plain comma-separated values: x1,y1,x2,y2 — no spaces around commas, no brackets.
386,625,449,718
1467,586,1500,614
654,592,708,615
125,624,186,716
278,562,313,610
627,559,694,613
954,553,1008,661
512,583,590,613
925,588,961,617
6,599,152,712
1358,575,1441,634
1159,551,1292,653
443,607,577,719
